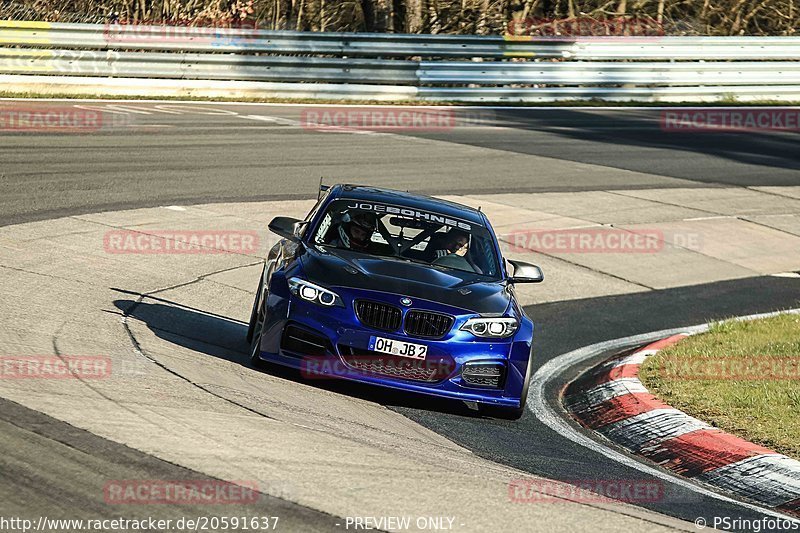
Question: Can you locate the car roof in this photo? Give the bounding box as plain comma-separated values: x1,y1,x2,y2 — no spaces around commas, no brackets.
327,184,486,226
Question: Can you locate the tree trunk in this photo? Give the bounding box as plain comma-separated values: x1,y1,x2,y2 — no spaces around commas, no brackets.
478,0,490,34
408,0,428,32
391,0,406,31
295,0,304,30
361,0,375,31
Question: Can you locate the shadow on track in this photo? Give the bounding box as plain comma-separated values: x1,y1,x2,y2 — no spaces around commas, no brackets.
112,293,483,419
497,108,800,176
428,108,800,188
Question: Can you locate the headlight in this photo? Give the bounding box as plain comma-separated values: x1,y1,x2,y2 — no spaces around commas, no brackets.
288,278,343,307
461,317,518,338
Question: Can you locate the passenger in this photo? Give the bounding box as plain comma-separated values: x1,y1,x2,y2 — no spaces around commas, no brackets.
329,211,379,253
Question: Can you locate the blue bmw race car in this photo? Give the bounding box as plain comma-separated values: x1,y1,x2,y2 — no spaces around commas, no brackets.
247,184,543,419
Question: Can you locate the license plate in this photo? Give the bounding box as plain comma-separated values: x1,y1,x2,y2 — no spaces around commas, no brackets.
369,336,427,360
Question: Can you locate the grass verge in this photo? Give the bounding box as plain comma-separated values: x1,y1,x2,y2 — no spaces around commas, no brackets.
640,313,800,459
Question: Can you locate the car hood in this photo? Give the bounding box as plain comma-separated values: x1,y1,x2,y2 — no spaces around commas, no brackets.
300,247,511,315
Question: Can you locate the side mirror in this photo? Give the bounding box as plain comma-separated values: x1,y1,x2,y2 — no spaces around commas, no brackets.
269,216,305,242
507,259,544,283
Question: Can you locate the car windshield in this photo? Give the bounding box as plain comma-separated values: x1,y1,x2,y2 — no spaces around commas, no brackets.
311,199,502,280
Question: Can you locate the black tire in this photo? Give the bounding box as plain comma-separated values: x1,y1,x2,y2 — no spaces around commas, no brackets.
245,270,264,344
248,265,270,369
249,308,268,369
250,332,268,369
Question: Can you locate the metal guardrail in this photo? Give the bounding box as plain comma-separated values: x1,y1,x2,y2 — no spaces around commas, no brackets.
4,21,800,60
0,49,419,84
420,62,800,85
1,20,800,102
4,49,800,86
6,74,800,102
418,85,800,102
0,21,545,58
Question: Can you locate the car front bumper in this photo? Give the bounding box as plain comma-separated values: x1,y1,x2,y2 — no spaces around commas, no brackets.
255,286,534,408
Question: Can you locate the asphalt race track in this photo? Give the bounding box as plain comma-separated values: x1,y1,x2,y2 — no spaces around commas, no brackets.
2,99,800,532
3,103,799,226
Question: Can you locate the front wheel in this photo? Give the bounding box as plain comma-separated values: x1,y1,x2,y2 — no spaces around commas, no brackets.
248,265,270,368
245,273,264,344
249,307,268,369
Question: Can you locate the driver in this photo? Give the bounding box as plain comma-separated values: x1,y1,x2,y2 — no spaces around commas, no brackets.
330,211,379,252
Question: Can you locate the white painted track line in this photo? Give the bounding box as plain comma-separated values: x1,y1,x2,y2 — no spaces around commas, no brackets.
529,309,800,523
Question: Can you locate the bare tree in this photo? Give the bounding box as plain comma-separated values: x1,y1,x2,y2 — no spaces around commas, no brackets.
3,0,796,34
